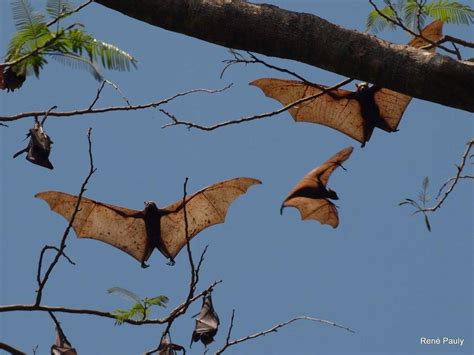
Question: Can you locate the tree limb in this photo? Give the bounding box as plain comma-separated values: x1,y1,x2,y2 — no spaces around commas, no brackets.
94,0,474,112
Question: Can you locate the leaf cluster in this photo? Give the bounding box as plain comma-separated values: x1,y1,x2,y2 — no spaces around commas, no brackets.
107,287,169,325
366,0,473,33
5,0,137,81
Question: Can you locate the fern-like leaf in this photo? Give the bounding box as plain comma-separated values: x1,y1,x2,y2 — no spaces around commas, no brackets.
46,0,75,19
87,39,138,71
366,5,398,33
10,0,45,31
144,295,169,308
49,51,103,80
107,287,142,305
424,0,474,24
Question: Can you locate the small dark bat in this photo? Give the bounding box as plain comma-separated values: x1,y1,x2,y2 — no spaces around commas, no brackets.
157,333,185,355
0,66,26,92
36,178,261,267
51,327,77,355
13,118,54,169
281,146,353,228
251,20,444,146
191,292,219,347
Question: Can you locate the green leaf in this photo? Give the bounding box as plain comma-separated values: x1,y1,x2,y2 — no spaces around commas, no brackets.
49,51,103,81
10,0,45,31
107,287,142,304
366,5,398,33
145,295,169,308
87,38,138,71
46,0,75,19
424,0,474,24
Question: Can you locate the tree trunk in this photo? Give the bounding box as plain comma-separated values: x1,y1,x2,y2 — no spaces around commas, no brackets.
94,0,474,113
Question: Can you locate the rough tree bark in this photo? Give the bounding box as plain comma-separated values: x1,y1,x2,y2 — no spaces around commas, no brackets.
93,0,474,113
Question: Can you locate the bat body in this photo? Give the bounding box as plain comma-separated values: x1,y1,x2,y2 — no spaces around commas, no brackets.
0,66,26,92
36,177,261,267
13,120,54,169
191,292,219,347
51,327,77,355
281,147,353,228
251,20,444,146
156,334,185,355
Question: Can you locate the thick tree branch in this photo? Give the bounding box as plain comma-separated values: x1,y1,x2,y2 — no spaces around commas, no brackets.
0,342,26,355
94,0,474,113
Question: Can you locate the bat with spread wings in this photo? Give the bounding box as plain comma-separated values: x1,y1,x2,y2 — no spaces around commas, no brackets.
251,20,444,146
36,177,261,267
280,147,353,228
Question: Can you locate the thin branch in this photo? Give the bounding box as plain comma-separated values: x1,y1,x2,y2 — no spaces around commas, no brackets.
443,35,474,49
368,0,461,59
88,79,131,110
35,128,96,306
0,342,26,355
215,315,355,354
420,139,474,213
221,51,315,85
46,0,94,27
0,86,232,123
37,246,76,286
0,280,222,325
161,78,353,131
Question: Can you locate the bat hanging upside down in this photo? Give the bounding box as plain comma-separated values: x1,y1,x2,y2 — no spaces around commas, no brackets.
36,177,261,267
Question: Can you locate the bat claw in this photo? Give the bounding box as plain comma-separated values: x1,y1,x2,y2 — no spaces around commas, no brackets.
167,259,175,266
141,261,150,269
280,206,284,215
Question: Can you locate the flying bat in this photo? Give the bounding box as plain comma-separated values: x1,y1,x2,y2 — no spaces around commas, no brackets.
280,146,353,228
36,177,261,267
13,118,54,169
251,20,444,146
191,292,219,347
51,327,77,355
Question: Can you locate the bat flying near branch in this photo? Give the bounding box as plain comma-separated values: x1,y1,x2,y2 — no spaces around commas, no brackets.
36,177,261,267
281,147,353,228
251,20,444,146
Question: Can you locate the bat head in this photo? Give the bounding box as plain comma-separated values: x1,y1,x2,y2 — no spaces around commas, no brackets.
356,82,370,92
144,201,159,213
327,188,339,200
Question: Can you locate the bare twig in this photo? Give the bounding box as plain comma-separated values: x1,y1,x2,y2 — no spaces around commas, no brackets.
35,128,96,305
0,342,26,355
46,0,94,27
368,0,461,58
37,246,76,287
161,78,353,131
221,51,315,85
215,315,355,354
420,139,474,213
88,79,131,110
0,86,232,123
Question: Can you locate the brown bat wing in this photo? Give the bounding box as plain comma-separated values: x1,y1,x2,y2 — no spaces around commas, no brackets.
159,177,261,259
374,20,444,132
283,197,339,228
282,147,353,228
250,78,370,144
35,191,152,263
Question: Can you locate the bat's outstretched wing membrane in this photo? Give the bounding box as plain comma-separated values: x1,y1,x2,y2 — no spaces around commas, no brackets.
250,79,369,143
160,177,261,259
35,191,152,263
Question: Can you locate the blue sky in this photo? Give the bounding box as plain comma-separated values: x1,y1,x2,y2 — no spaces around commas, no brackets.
0,1,472,354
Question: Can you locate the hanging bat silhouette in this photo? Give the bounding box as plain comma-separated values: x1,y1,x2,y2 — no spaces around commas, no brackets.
0,66,26,92
281,146,353,228
36,177,261,267
251,20,444,146
156,333,185,355
191,291,219,347
13,116,54,169
51,327,77,355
